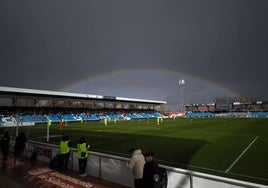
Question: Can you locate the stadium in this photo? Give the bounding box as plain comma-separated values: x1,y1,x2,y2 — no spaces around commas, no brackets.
0,86,268,188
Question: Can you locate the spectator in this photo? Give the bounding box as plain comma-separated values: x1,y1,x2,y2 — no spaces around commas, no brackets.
126,148,145,188
1,131,10,161
14,132,27,163
60,135,71,170
77,137,90,176
143,151,161,188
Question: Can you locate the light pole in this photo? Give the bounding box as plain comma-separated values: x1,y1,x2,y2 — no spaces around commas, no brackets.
179,79,185,111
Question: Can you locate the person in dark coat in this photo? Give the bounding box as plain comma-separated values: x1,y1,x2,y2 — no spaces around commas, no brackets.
14,132,27,163
143,151,161,188
1,131,10,161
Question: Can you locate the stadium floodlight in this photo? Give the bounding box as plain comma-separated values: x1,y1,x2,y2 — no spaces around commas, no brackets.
179,79,185,85
179,79,185,110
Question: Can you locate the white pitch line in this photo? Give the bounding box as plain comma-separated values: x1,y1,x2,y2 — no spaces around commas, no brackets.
225,136,259,173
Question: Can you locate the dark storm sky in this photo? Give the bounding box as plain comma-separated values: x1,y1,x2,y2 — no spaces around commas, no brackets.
0,0,267,110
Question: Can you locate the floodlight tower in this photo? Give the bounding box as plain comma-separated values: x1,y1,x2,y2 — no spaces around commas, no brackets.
179,79,185,111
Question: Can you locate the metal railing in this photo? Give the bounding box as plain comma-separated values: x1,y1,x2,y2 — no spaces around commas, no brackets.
26,140,267,188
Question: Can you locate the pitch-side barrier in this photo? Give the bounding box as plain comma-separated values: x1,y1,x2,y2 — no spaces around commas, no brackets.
12,140,267,188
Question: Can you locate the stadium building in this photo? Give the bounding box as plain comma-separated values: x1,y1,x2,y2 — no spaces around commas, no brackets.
0,86,166,125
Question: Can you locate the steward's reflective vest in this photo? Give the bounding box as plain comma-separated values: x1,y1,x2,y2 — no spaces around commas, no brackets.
77,143,88,159
60,141,70,154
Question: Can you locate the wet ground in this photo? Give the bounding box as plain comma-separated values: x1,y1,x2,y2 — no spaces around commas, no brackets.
0,156,129,188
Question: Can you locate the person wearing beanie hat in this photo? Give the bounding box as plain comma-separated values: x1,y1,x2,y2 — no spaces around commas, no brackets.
143,151,162,188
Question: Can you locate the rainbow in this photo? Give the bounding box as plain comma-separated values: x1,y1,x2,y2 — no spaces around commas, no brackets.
59,68,240,104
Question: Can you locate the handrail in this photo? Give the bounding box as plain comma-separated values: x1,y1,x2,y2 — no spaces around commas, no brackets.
159,164,267,188
28,140,267,188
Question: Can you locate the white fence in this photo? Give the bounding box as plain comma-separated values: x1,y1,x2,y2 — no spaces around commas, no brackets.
20,140,267,188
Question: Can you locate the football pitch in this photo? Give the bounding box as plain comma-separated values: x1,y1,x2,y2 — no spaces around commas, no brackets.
2,117,268,185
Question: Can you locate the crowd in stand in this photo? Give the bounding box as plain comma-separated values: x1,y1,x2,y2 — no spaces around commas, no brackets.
0,107,162,125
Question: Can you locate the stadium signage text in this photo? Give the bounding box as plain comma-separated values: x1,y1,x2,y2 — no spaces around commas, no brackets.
28,167,93,188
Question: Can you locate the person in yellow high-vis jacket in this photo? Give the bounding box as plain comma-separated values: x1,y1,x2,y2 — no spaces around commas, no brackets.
77,137,90,176
60,135,71,170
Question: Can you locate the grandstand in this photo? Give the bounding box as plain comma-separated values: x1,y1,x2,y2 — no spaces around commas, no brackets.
1,86,267,125
0,86,166,126
184,101,268,118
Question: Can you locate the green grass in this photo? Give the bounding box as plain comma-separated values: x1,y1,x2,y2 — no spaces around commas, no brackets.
1,118,268,185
